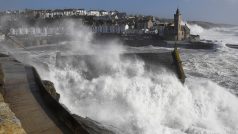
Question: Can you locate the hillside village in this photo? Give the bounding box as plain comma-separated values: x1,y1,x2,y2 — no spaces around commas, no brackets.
0,8,200,41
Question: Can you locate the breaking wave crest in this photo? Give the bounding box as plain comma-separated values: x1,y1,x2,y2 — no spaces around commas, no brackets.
187,23,238,45
41,51,238,134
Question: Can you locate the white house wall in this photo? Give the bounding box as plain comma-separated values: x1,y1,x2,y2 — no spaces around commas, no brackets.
92,25,126,34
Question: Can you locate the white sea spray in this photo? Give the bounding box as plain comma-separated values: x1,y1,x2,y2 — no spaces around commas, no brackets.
2,20,238,134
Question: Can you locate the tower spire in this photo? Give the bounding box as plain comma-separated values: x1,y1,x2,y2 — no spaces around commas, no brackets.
174,8,182,41
177,0,180,12
176,8,180,15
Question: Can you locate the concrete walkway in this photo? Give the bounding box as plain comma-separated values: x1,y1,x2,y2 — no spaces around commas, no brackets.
0,56,69,134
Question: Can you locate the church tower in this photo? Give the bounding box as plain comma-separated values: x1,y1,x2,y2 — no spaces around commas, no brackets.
174,8,182,40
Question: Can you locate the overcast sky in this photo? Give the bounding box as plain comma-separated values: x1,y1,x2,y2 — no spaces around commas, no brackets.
0,0,237,25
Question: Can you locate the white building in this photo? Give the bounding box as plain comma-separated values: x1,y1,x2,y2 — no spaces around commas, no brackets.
92,24,128,34
100,10,109,16
45,10,54,18
87,10,100,16
75,9,87,16
32,10,46,18
53,9,64,17
63,9,75,16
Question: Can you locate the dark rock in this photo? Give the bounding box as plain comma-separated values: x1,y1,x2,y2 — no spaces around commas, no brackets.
42,80,60,101
226,44,238,49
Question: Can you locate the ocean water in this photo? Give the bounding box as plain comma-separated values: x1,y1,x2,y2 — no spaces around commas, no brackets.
183,24,238,94
4,22,238,134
